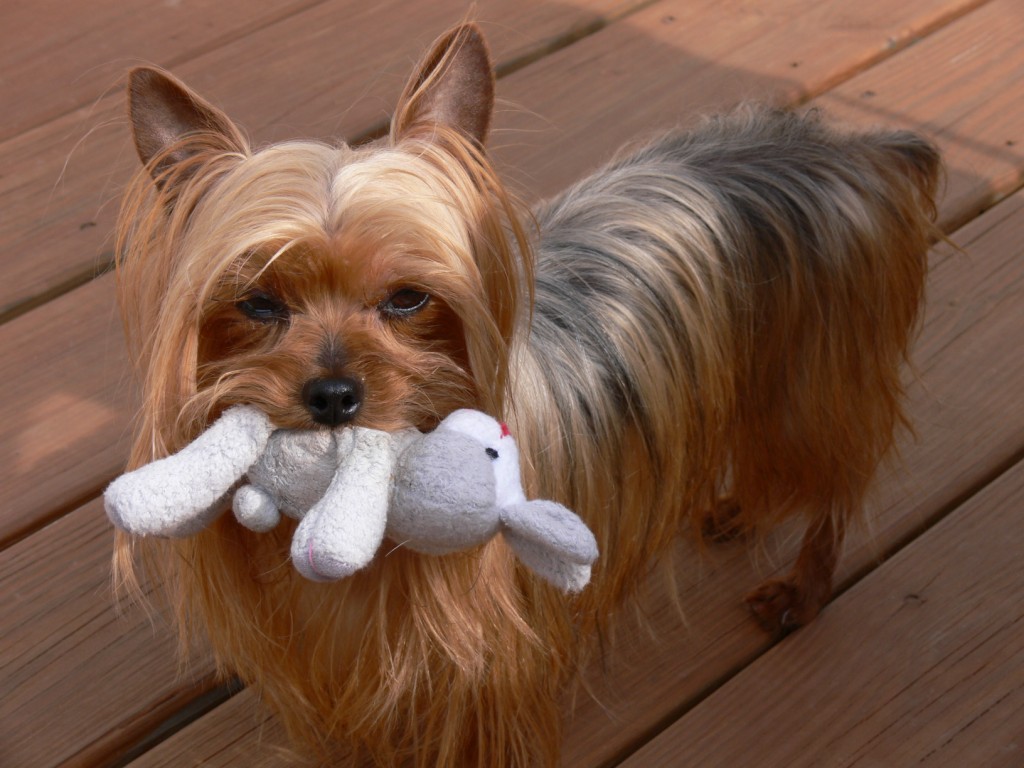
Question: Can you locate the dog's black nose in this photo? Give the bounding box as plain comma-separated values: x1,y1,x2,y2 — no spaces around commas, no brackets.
302,377,363,426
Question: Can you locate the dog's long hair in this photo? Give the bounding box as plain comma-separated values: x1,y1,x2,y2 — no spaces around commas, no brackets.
114,24,940,766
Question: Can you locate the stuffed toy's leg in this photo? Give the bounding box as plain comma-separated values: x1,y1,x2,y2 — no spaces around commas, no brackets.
290,428,397,581
232,485,281,532
104,405,273,536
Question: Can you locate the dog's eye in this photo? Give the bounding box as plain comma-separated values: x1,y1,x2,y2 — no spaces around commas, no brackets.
379,288,430,318
236,291,289,322
485,448,499,460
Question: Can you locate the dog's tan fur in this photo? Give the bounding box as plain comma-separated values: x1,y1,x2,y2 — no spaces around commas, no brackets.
113,24,940,766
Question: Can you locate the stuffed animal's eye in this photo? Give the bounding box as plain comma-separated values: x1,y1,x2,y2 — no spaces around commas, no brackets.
379,288,430,318
485,448,499,460
236,291,289,322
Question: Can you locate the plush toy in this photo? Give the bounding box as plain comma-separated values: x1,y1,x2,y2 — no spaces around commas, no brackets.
104,406,598,592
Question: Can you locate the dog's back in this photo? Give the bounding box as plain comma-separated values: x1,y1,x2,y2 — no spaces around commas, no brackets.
516,106,941,627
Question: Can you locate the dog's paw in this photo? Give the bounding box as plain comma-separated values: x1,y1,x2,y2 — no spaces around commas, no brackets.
744,578,821,636
701,497,745,543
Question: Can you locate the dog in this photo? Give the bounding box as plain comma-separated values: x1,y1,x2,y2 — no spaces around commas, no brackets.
113,23,940,766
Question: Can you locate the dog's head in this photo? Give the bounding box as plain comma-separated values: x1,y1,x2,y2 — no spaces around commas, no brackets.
118,25,531,450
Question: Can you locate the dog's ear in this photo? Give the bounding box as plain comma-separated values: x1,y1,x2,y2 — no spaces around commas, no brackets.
127,67,247,184
391,23,495,146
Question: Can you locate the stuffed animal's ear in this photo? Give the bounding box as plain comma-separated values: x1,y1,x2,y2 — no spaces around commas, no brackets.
127,66,248,184
500,500,599,593
390,23,495,146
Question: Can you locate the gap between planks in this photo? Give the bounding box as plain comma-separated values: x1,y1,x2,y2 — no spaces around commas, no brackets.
566,183,1024,767
110,3,1024,765
0,0,989,324
4,0,1015,765
0,0,657,326
0,0,331,144
620,454,1024,766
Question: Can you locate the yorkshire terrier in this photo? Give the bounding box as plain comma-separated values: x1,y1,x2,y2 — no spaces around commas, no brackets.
113,23,940,767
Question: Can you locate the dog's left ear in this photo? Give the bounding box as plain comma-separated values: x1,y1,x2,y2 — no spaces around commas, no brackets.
391,24,495,146
127,67,248,185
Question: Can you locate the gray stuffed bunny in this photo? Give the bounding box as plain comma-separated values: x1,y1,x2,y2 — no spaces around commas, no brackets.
389,410,597,592
105,407,598,592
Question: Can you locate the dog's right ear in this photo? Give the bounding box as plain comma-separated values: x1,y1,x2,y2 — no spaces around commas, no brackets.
391,24,495,146
127,67,247,185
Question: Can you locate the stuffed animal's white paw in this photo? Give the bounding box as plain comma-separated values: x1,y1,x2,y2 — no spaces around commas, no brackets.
233,484,281,532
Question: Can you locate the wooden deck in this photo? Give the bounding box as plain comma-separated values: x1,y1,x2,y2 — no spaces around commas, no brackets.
2,1,1022,765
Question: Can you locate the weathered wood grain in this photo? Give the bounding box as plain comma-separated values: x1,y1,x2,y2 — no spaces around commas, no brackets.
0,498,219,768
0,275,130,546
620,458,1024,767
0,0,321,143
100,3,1024,766
814,0,1024,232
128,690,300,768
489,0,989,199
0,0,647,322
558,183,1024,767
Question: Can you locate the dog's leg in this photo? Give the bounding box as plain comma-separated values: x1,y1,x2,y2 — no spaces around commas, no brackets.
745,512,845,635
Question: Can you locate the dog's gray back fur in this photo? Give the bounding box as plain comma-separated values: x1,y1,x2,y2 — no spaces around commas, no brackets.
517,106,940,531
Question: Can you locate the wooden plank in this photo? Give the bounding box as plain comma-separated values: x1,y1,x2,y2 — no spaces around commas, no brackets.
621,459,1024,767
127,691,298,768
814,0,1024,232
490,0,990,200
0,499,219,768
0,276,130,546
0,0,322,144
0,0,646,322
0,0,323,144
114,6,1024,766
